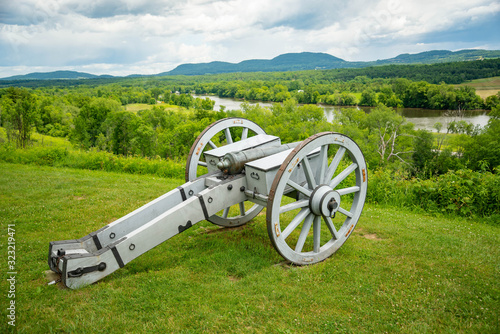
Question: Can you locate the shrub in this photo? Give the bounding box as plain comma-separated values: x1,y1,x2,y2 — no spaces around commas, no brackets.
0,145,185,180
367,167,500,221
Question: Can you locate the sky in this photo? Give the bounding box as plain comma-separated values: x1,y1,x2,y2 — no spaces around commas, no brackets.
1,0,499,78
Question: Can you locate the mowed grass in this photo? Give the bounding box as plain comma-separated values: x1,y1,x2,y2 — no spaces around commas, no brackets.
123,103,184,112
458,76,500,99
0,163,498,333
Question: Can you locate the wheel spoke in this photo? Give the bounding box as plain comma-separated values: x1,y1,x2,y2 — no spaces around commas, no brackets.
318,145,328,185
338,207,353,218
224,128,233,144
313,215,321,253
336,186,360,196
324,216,340,240
287,180,312,197
239,202,246,216
323,147,346,184
186,118,266,227
279,199,309,214
208,140,217,149
268,132,367,264
329,163,358,189
302,157,317,189
241,127,249,140
295,213,314,252
282,208,310,240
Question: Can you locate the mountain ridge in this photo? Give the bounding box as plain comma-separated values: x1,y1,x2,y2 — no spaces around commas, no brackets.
2,49,500,80
1,70,114,80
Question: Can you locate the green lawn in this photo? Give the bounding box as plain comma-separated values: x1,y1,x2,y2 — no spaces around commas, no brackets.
123,103,184,112
0,163,498,333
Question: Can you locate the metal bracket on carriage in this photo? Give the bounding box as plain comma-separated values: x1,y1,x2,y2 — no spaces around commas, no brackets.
68,262,107,278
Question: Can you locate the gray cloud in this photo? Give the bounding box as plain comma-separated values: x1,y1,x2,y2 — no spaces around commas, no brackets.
0,0,499,77
60,0,178,18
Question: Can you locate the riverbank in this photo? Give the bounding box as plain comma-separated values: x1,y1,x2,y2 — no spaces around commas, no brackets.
194,95,491,132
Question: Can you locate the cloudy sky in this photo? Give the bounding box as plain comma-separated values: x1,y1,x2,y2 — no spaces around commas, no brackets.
1,0,499,78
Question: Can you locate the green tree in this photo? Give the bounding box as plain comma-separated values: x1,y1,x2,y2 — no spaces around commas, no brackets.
197,97,215,111
37,96,77,137
360,89,377,106
427,84,456,109
402,81,430,108
484,94,500,110
340,92,357,106
0,87,38,148
103,111,139,156
72,97,121,149
455,86,482,110
412,129,436,175
150,88,162,102
462,105,500,171
365,105,414,165
131,121,155,157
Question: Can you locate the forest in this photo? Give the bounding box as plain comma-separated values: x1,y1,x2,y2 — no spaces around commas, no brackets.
1,59,499,221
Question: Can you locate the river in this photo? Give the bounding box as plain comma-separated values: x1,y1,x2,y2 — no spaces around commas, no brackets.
195,95,490,132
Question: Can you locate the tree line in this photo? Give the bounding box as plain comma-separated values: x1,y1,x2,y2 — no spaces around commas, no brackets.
2,57,499,89
190,77,487,110
2,72,495,115
1,85,499,178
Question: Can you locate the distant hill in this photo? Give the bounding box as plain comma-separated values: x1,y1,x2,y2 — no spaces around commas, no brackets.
164,50,500,75
2,49,499,79
374,49,500,65
161,52,347,75
1,70,114,81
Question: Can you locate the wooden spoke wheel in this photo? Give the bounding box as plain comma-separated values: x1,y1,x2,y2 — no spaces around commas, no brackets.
186,118,266,227
267,132,367,265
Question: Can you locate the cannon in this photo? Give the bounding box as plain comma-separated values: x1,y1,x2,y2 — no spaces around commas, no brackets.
48,118,367,289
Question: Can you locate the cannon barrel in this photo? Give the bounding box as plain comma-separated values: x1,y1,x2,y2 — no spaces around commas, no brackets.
217,142,300,174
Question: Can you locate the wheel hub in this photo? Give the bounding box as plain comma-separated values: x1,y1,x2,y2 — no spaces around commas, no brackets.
309,185,341,217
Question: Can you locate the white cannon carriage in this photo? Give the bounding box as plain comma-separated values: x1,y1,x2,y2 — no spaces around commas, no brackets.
48,118,367,289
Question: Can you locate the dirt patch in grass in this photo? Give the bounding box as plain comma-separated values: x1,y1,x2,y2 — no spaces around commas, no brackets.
44,271,67,290
273,260,293,268
198,224,249,234
363,233,382,240
354,227,383,240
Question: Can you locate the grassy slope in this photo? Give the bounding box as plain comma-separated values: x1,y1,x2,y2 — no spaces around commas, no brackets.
458,76,500,99
0,128,73,150
0,163,498,333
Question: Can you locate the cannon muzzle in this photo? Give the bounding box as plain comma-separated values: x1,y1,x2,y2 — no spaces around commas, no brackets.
217,142,300,174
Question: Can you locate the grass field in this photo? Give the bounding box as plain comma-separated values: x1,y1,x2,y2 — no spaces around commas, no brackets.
0,163,498,333
459,76,500,99
0,128,73,150
123,103,184,112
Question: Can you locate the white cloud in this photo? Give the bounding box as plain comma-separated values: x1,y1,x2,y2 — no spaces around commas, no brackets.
0,0,499,77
